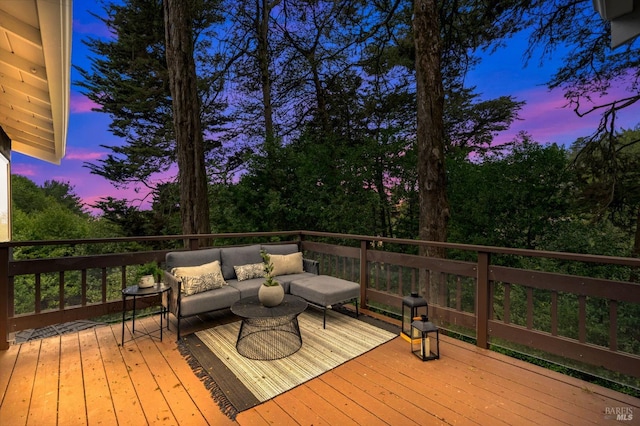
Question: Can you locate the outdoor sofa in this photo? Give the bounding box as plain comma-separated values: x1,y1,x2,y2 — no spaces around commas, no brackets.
163,243,360,339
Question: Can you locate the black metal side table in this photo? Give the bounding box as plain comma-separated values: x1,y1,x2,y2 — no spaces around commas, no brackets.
121,283,171,346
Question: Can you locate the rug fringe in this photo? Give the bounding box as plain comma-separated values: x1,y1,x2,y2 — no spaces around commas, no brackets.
178,339,239,420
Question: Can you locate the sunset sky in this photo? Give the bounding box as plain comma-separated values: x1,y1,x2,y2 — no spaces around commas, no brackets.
11,3,639,213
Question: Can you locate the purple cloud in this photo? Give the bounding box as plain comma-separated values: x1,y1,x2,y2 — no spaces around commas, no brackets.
64,148,105,161
70,92,99,114
494,84,637,146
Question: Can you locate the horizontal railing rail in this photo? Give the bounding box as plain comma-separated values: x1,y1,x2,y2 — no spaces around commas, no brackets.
1,231,639,384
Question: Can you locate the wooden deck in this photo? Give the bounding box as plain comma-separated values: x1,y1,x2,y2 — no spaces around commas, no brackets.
1,311,638,425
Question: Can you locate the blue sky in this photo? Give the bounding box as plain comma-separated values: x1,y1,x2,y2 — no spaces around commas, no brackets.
11,2,639,213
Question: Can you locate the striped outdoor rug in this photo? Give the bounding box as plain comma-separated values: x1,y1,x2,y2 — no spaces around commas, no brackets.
179,308,397,419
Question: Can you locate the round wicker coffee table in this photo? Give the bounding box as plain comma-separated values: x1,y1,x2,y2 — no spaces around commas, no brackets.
231,294,307,360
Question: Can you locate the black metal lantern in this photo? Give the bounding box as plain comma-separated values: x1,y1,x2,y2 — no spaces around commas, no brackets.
411,315,440,361
401,292,428,341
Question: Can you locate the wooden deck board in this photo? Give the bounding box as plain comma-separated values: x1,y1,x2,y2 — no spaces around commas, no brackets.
26,336,60,426
0,313,638,426
58,333,87,425
1,340,39,425
0,344,19,403
79,329,118,426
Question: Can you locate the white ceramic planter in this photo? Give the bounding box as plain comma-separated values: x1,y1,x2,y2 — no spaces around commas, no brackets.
258,283,284,307
138,275,155,288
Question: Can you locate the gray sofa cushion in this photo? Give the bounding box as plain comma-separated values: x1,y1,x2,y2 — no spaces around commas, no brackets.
179,285,240,317
166,248,221,270
261,243,299,256
228,271,316,297
227,278,263,299
220,244,262,280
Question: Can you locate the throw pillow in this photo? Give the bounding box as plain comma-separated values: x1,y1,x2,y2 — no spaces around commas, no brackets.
171,260,227,296
234,263,266,281
270,252,304,276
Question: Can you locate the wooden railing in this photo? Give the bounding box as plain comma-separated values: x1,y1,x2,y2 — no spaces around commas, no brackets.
1,231,639,383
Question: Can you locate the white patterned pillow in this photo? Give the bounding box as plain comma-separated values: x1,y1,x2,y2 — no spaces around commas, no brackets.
234,263,265,281
171,260,227,296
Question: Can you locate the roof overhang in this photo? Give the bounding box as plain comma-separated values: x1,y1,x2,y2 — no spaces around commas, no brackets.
0,0,72,165
593,0,640,48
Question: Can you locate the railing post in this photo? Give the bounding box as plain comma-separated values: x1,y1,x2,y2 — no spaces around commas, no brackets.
188,237,200,250
476,251,490,349
0,246,9,350
360,240,368,311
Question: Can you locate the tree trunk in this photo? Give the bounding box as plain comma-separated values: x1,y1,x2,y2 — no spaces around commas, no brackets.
414,0,449,258
163,0,211,237
257,0,279,152
414,0,449,302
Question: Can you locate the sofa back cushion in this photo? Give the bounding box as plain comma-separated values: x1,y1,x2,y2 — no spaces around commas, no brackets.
166,248,221,270
262,243,299,256
220,244,262,280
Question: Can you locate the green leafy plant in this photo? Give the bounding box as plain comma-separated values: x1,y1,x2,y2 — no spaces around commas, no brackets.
260,250,280,287
134,261,163,283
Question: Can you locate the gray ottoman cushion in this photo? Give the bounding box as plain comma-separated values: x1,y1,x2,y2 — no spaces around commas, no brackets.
290,275,360,307
273,272,317,293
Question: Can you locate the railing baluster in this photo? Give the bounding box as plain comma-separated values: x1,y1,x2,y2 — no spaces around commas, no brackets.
456,276,462,311
386,263,391,293
59,271,64,310
504,283,511,324
477,251,490,349
102,267,107,304
438,272,447,307
527,287,533,329
35,273,41,314
551,291,558,336
609,300,618,351
411,268,416,295
81,269,87,306
359,240,368,311
579,295,587,343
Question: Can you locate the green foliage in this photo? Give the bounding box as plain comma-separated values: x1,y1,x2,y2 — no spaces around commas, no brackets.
11,175,48,214
447,137,576,251
133,261,163,284
259,250,279,287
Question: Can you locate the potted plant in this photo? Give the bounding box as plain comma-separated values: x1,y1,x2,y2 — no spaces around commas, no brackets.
258,250,284,307
135,261,163,288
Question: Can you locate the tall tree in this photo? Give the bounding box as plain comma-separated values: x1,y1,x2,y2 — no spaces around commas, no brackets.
378,0,528,255
76,0,227,232
163,0,211,235
414,0,448,256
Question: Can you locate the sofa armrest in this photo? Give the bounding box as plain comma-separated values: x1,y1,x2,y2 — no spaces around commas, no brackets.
303,258,320,275
163,270,181,317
